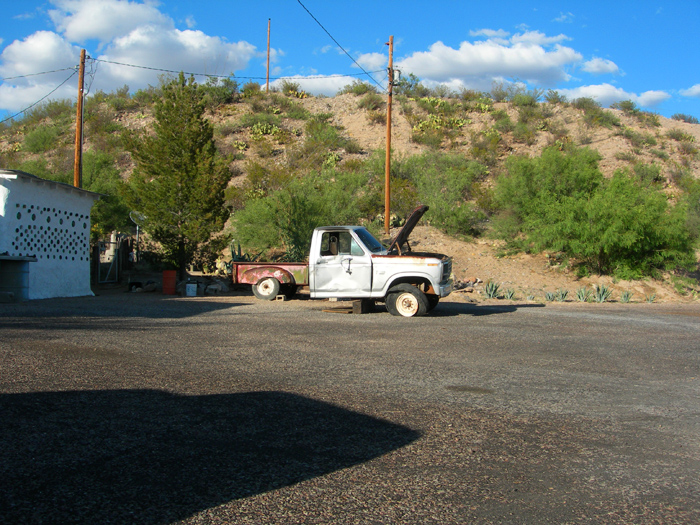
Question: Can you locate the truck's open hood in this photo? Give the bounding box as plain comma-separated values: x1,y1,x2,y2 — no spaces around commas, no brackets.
387,205,428,254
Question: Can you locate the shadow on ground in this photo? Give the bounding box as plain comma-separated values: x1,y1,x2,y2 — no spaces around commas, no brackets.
0,390,419,524
432,301,545,317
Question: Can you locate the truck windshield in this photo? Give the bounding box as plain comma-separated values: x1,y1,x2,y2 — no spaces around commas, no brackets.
354,228,386,253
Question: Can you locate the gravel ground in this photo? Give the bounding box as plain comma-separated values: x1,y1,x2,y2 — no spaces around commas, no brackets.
1,289,699,524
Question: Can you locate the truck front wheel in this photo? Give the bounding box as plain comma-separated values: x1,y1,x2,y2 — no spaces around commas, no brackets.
386,284,429,317
253,277,280,300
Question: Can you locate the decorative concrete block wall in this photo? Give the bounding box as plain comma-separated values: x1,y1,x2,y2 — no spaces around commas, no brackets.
0,170,99,300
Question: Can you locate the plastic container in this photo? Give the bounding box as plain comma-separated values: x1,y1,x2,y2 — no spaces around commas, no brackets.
162,270,176,295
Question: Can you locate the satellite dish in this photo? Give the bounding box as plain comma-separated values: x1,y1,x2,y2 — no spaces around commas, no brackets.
129,211,146,225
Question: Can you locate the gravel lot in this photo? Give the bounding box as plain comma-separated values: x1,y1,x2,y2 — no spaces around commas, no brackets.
1,290,699,524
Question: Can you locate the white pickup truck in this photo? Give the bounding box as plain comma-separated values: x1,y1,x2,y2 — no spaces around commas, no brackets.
230,205,453,317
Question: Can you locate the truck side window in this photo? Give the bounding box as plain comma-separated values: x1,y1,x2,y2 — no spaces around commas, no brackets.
320,232,339,256
320,231,365,256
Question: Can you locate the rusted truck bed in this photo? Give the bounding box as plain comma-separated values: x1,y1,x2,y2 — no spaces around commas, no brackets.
230,262,309,287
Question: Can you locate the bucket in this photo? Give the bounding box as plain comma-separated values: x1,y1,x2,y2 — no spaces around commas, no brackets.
185,281,197,297
162,270,176,295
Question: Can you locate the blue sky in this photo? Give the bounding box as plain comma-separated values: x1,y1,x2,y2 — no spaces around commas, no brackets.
1,0,699,121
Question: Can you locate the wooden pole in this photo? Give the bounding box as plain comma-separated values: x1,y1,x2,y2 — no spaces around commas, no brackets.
266,19,271,94
73,48,86,188
384,36,394,235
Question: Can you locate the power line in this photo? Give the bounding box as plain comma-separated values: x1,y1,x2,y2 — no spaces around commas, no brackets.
1,70,77,124
92,57,383,82
1,67,76,82
295,0,386,91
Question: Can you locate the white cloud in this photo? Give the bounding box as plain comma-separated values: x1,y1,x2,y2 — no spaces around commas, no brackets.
355,52,387,71
510,30,570,46
48,0,172,43
469,28,510,39
0,32,82,113
554,12,574,23
680,84,700,97
558,83,670,108
397,36,581,88
0,1,259,112
0,31,78,77
582,57,619,75
96,26,256,87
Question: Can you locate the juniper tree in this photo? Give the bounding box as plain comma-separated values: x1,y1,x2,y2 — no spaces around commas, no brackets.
122,73,231,279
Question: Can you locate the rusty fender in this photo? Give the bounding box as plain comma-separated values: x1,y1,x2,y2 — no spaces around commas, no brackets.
233,263,309,286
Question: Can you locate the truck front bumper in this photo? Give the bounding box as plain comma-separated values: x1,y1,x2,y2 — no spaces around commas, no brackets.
438,279,453,297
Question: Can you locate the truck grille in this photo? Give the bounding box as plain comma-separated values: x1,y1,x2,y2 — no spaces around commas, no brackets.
441,258,452,283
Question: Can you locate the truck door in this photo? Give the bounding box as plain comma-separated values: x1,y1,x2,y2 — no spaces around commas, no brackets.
311,230,372,298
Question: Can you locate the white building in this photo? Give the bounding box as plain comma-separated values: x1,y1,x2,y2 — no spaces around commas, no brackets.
0,169,100,300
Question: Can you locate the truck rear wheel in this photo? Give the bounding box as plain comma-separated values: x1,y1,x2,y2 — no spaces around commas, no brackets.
386,284,429,317
253,277,280,300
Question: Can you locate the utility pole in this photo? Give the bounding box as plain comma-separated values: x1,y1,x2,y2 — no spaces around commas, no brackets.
73,48,86,188
384,36,394,235
266,19,271,94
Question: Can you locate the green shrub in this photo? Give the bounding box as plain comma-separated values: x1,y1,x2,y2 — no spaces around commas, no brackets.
239,112,282,130
593,284,612,303
611,100,639,115
338,80,378,96
671,113,699,124
358,93,384,111
22,99,74,126
23,125,61,153
545,90,568,104
241,81,262,97
666,128,695,142
201,77,239,109
512,93,538,107
398,152,488,236
394,73,431,98
492,146,694,277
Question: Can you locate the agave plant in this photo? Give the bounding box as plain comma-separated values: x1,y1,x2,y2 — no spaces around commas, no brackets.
593,284,613,303
575,287,592,302
504,288,516,300
620,290,634,303
645,293,656,303
544,291,555,302
555,288,569,302
484,281,501,299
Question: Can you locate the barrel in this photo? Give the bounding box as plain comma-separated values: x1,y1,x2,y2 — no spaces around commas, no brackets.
162,270,176,294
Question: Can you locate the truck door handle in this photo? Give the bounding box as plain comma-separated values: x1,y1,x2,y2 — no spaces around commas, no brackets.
341,256,353,273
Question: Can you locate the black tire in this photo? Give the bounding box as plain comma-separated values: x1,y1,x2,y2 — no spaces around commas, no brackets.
385,293,399,316
386,284,429,317
426,294,440,311
252,277,280,300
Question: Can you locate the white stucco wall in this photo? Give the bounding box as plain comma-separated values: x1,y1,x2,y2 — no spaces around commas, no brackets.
0,170,99,299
